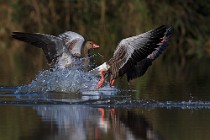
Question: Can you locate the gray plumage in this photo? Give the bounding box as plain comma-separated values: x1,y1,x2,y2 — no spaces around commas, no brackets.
11,31,85,67
105,25,174,81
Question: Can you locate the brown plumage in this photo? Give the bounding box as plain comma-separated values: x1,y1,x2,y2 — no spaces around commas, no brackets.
90,25,174,88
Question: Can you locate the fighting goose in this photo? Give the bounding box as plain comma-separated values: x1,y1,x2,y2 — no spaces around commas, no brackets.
12,31,99,68
90,25,174,88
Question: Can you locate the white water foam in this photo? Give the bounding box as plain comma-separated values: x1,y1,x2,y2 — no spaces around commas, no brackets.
15,67,117,95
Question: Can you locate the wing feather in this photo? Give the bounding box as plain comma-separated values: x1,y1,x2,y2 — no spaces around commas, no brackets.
126,58,152,81
12,31,86,66
126,41,169,81
12,32,64,65
58,31,85,56
107,25,173,80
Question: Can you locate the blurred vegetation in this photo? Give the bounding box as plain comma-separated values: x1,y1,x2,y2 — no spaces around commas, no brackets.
0,0,210,86
0,2,210,139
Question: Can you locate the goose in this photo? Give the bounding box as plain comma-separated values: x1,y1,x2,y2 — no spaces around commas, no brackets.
90,25,174,88
12,31,100,68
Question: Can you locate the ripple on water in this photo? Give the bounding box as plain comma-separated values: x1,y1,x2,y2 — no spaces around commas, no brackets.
6,65,210,109
88,99,210,109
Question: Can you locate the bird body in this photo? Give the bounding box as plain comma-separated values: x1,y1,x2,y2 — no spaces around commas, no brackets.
12,31,99,68
90,25,174,88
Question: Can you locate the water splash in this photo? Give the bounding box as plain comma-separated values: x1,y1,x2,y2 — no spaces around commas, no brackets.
15,67,117,94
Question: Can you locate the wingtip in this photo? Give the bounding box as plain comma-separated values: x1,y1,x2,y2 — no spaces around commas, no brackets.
11,31,22,39
157,25,174,38
159,25,174,30
11,32,34,40
165,26,174,38
11,32,17,39
168,26,174,33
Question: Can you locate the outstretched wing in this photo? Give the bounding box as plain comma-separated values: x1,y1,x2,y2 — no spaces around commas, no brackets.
127,27,174,81
126,58,152,81
58,31,85,56
12,32,65,66
108,25,173,80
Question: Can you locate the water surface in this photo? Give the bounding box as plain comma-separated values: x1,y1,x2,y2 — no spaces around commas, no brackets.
1,60,210,140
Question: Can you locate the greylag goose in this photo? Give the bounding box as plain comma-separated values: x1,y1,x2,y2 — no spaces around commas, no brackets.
12,31,99,68
90,25,174,88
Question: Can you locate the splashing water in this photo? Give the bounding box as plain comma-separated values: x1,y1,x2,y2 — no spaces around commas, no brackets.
15,66,117,94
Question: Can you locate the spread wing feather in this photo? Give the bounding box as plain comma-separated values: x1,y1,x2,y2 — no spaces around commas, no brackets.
58,31,85,55
12,32,64,65
12,31,85,66
107,25,173,80
126,58,152,81
126,26,174,81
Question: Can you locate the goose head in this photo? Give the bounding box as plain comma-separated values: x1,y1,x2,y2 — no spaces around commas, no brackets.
85,41,100,49
80,41,100,57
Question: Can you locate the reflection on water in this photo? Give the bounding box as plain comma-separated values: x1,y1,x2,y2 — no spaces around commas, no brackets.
1,105,150,140
1,104,210,140
1,50,210,140
34,105,163,140
1,65,210,140
0,1,210,138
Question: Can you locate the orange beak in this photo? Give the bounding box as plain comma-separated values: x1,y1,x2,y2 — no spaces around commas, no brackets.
92,43,100,49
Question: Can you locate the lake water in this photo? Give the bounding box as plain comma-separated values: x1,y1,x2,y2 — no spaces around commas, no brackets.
0,60,210,140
